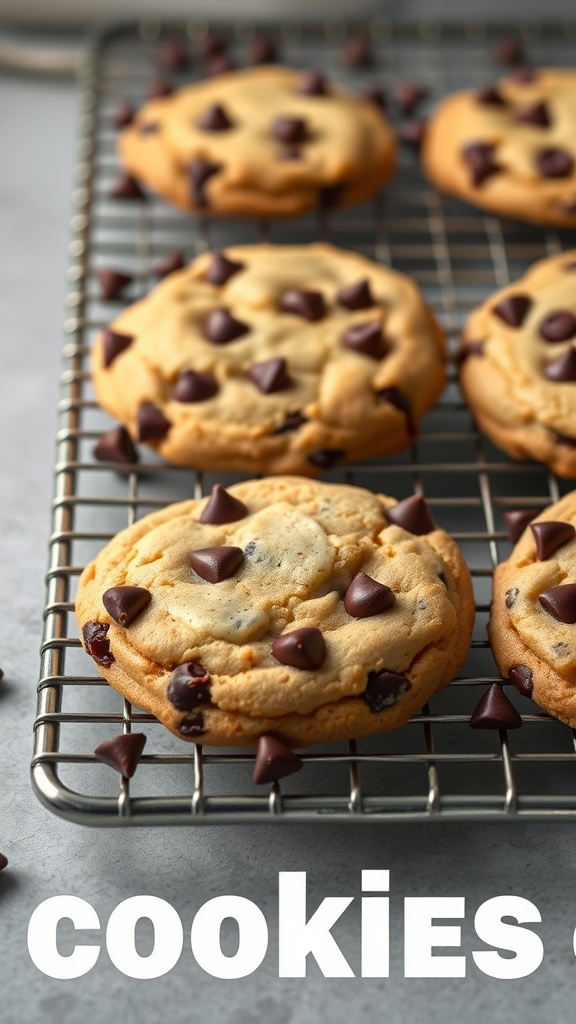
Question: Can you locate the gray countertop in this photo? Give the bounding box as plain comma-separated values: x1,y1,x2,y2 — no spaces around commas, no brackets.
2,34,576,1024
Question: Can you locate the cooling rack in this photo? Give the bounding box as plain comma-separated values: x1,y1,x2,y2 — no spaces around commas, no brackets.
32,18,576,826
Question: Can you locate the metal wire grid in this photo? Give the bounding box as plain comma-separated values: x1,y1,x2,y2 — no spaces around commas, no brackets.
31,19,576,826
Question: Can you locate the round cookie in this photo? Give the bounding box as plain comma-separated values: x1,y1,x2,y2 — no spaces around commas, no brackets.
423,69,576,226
118,65,395,217
490,491,576,728
459,250,576,478
92,243,446,475
76,477,475,748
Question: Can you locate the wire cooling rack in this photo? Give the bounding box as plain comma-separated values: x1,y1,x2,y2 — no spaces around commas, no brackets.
32,18,576,826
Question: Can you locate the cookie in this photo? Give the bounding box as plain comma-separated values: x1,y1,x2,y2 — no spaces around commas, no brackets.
76,477,474,748
118,65,395,216
490,491,576,728
423,69,576,226
459,250,576,478
92,243,446,475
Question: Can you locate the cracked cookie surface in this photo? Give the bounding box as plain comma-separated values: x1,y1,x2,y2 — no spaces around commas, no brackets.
490,491,576,728
459,250,576,478
76,477,474,748
92,243,446,475
423,69,576,226
118,65,395,216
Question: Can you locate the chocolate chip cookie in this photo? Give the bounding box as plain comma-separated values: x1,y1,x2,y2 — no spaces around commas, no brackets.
490,491,576,728
76,478,474,748
423,69,576,225
118,65,396,217
459,250,576,478
92,243,446,475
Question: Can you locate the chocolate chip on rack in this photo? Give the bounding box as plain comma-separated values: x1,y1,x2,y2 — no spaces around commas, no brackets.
342,34,373,69
394,81,427,116
385,495,435,535
137,402,171,442
97,269,132,301
157,37,189,72
172,369,218,402
503,509,536,543
199,485,248,525
153,250,185,279
344,573,395,618
168,663,212,711
110,173,145,200
94,425,138,465
530,521,575,560
102,586,152,626
253,735,303,784
272,627,326,670
94,733,147,778
469,684,522,729
249,35,277,65
113,102,135,129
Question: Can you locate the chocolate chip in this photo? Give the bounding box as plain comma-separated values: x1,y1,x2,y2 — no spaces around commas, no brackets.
510,67,536,83
113,102,135,129
307,449,345,469
493,37,524,67
178,714,205,737
172,369,218,402
516,101,550,127
531,520,575,560
189,158,221,206
362,670,411,712
199,33,227,58
94,733,147,778
554,431,576,447
344,573,395,618
320,183,345,208
394,81,427,116
398,119,427,150
0,853,7,871
82,621,115,668
539,311,576,343
102,586,152,626
362,84,386,110
204,307,249,344
476,85,506,106
153,250,185,279
275,412,307,434
196,103,234,131
272,116,308,144
248,357,291,394
337,278,374,311
492,293,532,327
457,340,485,365
279,289,326,322
503,509,536,543
205,251,244,286
206,54,235,76
462,142,502,186
249,34,277,65
110,174,146,200
157,37,189,72
280,146,301,161
137,401,171,442
539,584,576,622
149,80,174,99
544,347,576,382
469,684,522,729
296,70,328,96
139,121,160,135
94,425,138,465
385,495,434,535
342,34,372,68
272,627,326,670
376,387,414,435
97,269,132,301
508,664,534,698
253,735,303,785
167,662,212,711
102,329,133,368
537,147,574,179
505,587,519,608
191,546,244,583
344,321,385,359
200,484,248,525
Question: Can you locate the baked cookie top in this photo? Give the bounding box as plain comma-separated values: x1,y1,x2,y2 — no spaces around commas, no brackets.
459,250,576,478
76,478,474,748
92,243,446,476
423,69,576,226
118,65,396,216
490,491,576,728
